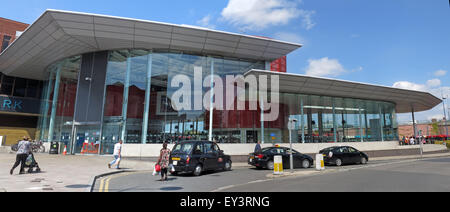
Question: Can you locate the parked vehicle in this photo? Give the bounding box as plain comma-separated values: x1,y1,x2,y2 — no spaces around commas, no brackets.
319,146,369,166
31,140,45,153
248,146,313,170
169,141,232,176
10,140,45,153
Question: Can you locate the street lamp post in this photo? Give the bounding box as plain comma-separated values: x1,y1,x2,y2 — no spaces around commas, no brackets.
443,93,448,140
288,118,298,172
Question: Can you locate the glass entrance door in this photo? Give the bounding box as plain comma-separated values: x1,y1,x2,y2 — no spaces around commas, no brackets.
71,125,101,154
100,122,122,155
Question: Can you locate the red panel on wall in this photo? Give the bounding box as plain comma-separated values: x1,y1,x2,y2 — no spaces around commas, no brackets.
270,56,287,73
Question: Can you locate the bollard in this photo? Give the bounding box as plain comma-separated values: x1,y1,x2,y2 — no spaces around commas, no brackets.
274,155,283,175
315,154,325,171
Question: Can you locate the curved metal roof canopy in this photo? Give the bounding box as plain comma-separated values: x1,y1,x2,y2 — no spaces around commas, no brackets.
0,9,302,80
245,70,442,113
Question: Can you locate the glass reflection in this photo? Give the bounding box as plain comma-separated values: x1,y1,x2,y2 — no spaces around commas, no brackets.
38,49,400,155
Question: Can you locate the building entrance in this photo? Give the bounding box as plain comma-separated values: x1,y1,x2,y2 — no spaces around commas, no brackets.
70,124,101,154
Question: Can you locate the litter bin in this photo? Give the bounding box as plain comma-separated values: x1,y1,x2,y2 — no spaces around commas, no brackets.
49,142,59,154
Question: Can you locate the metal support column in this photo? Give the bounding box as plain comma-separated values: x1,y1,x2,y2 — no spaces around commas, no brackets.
332,99,337,143
141,52,152,144
379,105,384,142
412,105,417,138
47,64,62,142
121,53,132,142
208,57,214,141
359,105,364,142
40,71,55,141
260,93,265,144
301,98,305,143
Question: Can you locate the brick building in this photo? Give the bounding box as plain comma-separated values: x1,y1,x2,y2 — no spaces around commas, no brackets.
398,121,449,138
0,17,29,52
0,17,44,146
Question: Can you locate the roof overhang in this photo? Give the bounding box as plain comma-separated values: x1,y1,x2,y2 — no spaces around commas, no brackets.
245,69,442,113
0,9,302,80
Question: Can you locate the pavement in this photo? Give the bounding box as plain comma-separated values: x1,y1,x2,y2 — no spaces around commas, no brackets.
0,152,248,192
0,147,449,192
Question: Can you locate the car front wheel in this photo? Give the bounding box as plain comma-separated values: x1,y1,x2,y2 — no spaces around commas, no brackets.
302,159,310,169
224,160,232,171
360,157,367,165
335,158,343,166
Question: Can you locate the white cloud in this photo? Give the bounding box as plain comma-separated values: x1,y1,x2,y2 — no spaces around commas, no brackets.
299,10,316,30
426,78,441,88
273,32,305,44
221,0,314,31
305,57,346,77
196,15,216,29
392,81,427,92
393,78,450,123
434,69,447,77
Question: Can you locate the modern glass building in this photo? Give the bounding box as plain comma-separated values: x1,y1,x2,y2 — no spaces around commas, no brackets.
0,10,442,155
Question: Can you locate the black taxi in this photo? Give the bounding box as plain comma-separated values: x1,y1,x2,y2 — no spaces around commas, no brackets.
169,141,232,176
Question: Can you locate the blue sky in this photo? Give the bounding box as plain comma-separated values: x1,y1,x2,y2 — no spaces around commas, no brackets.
1,0,449,123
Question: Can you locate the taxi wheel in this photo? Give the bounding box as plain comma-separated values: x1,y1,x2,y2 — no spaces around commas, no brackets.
360,157,367,165
302,159,310,169
193,164,203,176
335,158,343,166
267,161,274,170
224,160,232,171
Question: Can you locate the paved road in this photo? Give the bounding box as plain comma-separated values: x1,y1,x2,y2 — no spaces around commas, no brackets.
93,166,273,192
92,158,433,192
220,157,450,192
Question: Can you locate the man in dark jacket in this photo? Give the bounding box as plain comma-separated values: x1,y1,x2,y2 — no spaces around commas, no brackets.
254,140,262,154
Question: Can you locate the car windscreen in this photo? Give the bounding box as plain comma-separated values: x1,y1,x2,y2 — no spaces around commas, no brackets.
172,143,195,154
261,148,273,154
261,148,285,155
320,147,337,152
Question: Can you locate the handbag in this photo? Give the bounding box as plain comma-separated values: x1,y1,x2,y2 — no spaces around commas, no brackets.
155,164,161,172
152,164,161,176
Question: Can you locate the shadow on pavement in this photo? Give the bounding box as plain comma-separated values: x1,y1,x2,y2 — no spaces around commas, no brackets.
160,186,183,191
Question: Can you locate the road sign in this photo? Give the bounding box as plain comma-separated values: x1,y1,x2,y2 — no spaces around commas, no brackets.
274,155,283,175
315,154,325,171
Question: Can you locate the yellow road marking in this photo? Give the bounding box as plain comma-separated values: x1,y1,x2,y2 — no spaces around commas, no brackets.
98,172,139,192
99,178,105,192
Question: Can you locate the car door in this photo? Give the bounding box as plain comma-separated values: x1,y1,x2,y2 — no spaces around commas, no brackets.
214,143,226,168
339,147,351,164
347,147,360,164
277,148,290,169
204,142,219,170
285,148,301,168
192,143,204,166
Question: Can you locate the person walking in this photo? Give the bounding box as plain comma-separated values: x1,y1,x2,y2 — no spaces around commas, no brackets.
108,140,122,169
157,142,171,181
410,136,415,145
254,140,262,154
10,137,31,175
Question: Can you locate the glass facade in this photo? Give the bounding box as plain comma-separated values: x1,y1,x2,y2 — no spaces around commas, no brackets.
37,49,399,155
